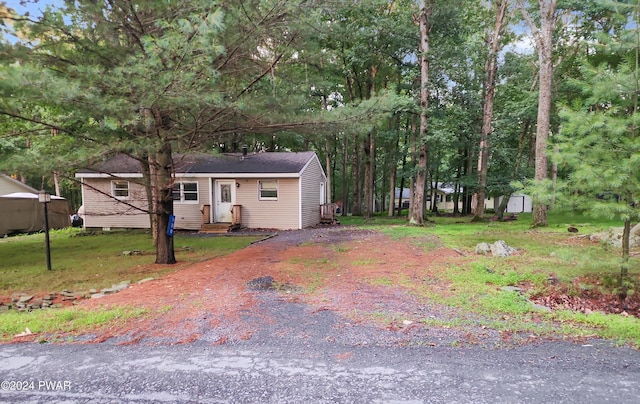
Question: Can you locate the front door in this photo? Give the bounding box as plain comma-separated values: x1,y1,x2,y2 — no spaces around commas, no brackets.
215,180,235,222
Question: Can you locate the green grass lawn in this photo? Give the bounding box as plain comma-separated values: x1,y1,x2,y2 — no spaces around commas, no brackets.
0,228,261,296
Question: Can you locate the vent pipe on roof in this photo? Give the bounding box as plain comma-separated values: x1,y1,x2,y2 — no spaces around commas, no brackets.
240,145,248,160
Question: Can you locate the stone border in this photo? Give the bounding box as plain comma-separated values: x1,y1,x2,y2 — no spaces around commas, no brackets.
0,278,154,312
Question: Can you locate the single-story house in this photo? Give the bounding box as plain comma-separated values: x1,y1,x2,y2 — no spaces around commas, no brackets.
394,188,411,209
0,174,39,195
394,187,447,210
75,151,328,231
394,185,492,212
0,192,71,236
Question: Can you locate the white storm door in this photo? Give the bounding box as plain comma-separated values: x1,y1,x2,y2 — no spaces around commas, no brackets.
215,180,235,222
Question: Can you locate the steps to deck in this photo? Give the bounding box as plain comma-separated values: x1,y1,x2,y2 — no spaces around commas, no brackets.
199,223,231,234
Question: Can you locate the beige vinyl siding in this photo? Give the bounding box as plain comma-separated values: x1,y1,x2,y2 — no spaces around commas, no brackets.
173,178,209,230
83,177,208,230
82,178,149,229
300,156,325,228
235,177,300,229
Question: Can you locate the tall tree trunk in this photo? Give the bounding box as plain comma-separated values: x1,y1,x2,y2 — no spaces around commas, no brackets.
431,169,440,213
331,144,337,203
341,134,349,216
325,136,332,204
152,141,176,265
320,95,332,205
363,132,374,218
452,163,461,215
472,0,507,222
550,141,559,208
50,129,61,196
388,164,396,217
619,218,631,305
520,0,557,227
621,218,631,279
410,0,433,225
496,191,512,218
381,153,388,214
351,134,362,216
373,135,378,213
532,22,553,226
463,148,474,215
52,171,61,196
397,177,406,216
388,123,402,217
396,127,410,216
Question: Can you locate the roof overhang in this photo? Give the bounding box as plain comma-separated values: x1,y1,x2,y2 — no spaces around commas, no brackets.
180,173,301,179
75,173,144,178
76,172,301,179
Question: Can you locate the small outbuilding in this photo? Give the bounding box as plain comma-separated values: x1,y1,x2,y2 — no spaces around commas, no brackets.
494,194,533,213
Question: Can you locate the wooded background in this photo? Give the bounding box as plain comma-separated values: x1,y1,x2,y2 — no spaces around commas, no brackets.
1,1,639,265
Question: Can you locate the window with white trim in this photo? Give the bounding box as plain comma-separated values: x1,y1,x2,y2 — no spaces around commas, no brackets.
112,180,129,199
258,180,278,200
172,182,199,203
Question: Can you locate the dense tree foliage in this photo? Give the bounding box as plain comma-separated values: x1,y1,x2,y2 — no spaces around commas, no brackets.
0,0,638,268
553,0,640,294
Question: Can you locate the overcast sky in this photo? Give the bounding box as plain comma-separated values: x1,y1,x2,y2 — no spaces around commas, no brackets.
7,0,61,16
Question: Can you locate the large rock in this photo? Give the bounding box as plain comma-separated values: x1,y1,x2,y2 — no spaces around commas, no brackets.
101,281,131,295
474,243,492,255
246,276,275,291
18,295,33,303
474,240,517,257
491,240,517,257
590,226,640,248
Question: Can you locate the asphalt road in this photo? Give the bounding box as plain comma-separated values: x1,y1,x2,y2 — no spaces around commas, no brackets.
1,339,639,403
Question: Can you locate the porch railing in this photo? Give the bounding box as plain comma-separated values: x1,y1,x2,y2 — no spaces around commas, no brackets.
231,204,242,229
320,203,338,224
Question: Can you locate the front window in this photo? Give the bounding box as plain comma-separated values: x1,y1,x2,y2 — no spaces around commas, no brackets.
172,182,199,203
258,180,278,200
112,181,129,199
220,184,232,203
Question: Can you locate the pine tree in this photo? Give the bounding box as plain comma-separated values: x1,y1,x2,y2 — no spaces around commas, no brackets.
554,0,640,302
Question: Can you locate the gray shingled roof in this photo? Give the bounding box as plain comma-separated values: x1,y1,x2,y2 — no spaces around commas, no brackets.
77,152,317,175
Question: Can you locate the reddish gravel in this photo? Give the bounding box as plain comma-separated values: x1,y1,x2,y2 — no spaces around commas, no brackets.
71,227,470,345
